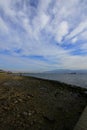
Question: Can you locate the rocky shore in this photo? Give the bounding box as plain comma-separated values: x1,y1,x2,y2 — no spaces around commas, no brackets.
0,72,87,130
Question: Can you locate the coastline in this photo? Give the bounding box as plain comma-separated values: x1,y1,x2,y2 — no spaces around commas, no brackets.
21,73,87,89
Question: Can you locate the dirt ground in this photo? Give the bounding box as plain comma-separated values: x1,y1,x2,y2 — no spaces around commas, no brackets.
0,72,87,130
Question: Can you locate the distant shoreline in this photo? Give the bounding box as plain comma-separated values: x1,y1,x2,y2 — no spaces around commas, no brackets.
11,72,87,92
18,73,87,89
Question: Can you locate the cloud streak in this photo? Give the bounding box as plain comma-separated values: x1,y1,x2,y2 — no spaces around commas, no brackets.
0,0,87,71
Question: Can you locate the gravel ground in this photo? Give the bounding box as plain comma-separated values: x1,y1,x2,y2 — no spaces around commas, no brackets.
0,73,87,130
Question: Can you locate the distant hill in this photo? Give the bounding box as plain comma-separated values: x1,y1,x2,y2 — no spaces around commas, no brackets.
0,69,5,72
43,69,87,74
0,69,11,73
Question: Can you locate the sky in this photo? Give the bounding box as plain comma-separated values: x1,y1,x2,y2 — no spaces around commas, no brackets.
0,0,87,72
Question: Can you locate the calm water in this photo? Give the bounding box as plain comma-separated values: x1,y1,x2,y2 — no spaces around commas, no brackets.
24,73,87,88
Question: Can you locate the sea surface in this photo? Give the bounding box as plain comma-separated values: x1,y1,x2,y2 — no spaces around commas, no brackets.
24,73,87,88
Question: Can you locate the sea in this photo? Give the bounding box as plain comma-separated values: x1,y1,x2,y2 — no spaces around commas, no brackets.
23,73,87,89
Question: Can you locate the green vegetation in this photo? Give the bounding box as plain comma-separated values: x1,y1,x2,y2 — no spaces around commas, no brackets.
0,73,87,130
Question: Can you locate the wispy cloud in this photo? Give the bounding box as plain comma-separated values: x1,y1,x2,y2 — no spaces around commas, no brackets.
0,0,87,71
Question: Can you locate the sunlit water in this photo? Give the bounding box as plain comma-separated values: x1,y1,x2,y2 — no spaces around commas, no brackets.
24,73,87,88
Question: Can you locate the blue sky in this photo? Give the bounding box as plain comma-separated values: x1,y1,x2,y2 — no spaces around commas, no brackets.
0,0,87,72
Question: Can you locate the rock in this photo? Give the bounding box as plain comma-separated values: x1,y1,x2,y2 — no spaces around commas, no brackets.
28,112,32,116
30,121,35,125
17,114,20,118
22,110,35,117
43,113,55,123
3,106,9,111
27,96,31,99
84,91,87,94
27,94,34,98
23,112,28,116
14,100,18,104
28,110,35,116
18,98,23,102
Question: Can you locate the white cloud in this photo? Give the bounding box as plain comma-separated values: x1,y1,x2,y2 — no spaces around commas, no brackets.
55,21,69,43
59,54,87,69
0,0,16,16
0,53,61,72
0,0,87,71
66,20,87,40
0,17,9,32
35,13,50,29
79,31,87,41
71,37,78,44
